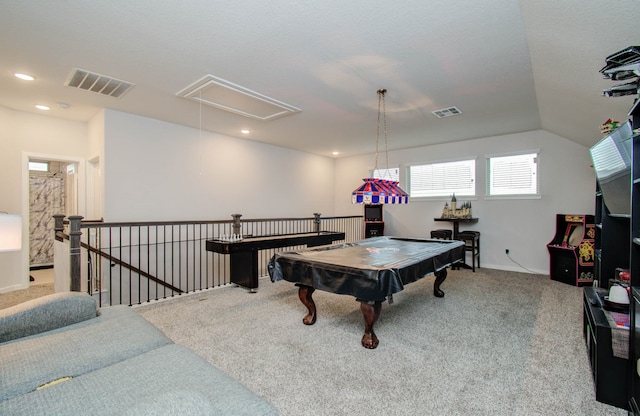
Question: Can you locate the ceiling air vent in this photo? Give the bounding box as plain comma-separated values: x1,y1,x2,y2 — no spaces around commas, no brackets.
432,106,462,119
177,74,301,121
64,68,134,98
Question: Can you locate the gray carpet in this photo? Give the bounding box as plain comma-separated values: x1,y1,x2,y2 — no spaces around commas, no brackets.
0,283,54,310
136,268,626,415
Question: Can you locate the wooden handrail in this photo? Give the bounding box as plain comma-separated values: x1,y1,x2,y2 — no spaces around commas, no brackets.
55,229,183,294
81,241,183,294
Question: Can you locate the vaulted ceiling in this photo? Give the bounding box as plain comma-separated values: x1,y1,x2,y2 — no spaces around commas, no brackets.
1,1,638,158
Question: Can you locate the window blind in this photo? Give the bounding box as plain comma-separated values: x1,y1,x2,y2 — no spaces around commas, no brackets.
409,160,475,197
487,153,538,195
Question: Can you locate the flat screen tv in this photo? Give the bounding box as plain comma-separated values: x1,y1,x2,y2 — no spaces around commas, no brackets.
590,121,633,217
364,204,383,222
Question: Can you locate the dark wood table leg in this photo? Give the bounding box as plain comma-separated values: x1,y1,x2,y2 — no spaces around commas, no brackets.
452,223,459,239
298,285,317,325
360,301,382,349
433,268,447,297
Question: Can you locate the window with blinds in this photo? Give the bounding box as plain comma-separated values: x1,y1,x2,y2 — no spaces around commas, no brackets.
409,159,475,197
487,152,538,196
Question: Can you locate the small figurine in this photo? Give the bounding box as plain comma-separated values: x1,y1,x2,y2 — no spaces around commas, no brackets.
600,118,620,136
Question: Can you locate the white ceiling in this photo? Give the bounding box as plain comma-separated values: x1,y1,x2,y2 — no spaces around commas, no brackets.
1,0,639,158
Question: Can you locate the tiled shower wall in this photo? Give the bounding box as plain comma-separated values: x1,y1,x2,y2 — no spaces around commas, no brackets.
29,162,65,267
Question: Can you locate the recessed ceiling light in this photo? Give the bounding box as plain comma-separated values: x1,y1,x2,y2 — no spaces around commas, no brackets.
332,151,340,156
35,104,50,111
241,129,250,134
14,73,35,81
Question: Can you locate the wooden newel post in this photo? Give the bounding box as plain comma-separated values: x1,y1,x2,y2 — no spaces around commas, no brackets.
53,214,65,242
314,213,322,232
231,214,242,237
68,215,84,292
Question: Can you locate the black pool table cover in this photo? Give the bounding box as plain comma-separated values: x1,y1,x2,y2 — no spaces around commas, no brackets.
268,236,465,302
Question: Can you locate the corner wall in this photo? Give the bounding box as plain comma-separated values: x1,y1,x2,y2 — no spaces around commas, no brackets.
334,130,596,274
0,106,87,292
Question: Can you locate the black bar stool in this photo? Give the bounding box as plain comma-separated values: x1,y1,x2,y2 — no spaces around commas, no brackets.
430,229,452,240
457,231,480,272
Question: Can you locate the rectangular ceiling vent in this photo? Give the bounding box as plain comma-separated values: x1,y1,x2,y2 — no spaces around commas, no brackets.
432,106,462,119
64,68,134,98
177,75,301,121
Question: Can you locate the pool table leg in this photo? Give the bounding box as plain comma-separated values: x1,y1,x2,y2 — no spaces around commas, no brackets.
433,268,447,298
298,285,317,325
360,301,382,349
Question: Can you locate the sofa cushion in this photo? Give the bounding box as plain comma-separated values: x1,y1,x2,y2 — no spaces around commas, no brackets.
0,292,97,343
0,344,279,415
0,305,172,402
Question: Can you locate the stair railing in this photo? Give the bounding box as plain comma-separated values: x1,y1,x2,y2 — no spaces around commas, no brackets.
54,214,363,306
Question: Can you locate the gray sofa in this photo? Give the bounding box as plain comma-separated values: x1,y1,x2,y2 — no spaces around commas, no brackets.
0,292,278,415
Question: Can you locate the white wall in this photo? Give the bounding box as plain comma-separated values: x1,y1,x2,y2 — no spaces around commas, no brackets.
102,109,336,221
0,106,87,292
0,104,597,290
86,111,105,220
334,130,596,274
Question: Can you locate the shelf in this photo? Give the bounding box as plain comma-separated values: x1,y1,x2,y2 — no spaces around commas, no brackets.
583,287,629,409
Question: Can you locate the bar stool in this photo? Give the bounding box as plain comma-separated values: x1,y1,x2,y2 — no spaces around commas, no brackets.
457,231,480,272
430,229,452,240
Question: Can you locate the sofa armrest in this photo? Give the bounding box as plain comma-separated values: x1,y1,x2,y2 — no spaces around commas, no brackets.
0,292,98,343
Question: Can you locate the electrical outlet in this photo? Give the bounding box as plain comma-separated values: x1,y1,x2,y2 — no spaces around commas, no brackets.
505,249,510,255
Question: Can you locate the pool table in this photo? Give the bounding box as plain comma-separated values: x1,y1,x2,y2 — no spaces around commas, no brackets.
268,236,465,349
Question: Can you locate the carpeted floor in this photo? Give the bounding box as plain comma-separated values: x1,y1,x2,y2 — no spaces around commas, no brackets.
136,268,626,416
0,283,54,310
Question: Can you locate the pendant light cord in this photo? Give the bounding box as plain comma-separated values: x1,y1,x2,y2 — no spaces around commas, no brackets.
374,88,390,178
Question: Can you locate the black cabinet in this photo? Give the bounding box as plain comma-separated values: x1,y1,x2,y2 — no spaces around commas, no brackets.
630,288,640,414
583,287,629,409
596,46,640,412
630,99,640,287
629,99,640,413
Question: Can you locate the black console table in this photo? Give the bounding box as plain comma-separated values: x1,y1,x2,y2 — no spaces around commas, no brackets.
206,231,345,291
583,287,629,409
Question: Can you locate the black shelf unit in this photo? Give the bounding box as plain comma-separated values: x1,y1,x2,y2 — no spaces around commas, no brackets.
583,287,629,409
591,46,640,412
631,288,640,414
628,98,640,413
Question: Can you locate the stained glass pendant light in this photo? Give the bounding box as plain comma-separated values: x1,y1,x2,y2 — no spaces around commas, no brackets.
352,89,409,204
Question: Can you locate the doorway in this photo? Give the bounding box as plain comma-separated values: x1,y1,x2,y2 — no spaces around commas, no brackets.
29,160,67,268
22,153,86,288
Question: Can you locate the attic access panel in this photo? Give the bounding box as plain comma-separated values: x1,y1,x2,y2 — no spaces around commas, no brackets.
177,75,301,121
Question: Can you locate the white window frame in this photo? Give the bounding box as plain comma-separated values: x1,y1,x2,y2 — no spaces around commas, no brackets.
408,158,476,199
486,150,540,199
